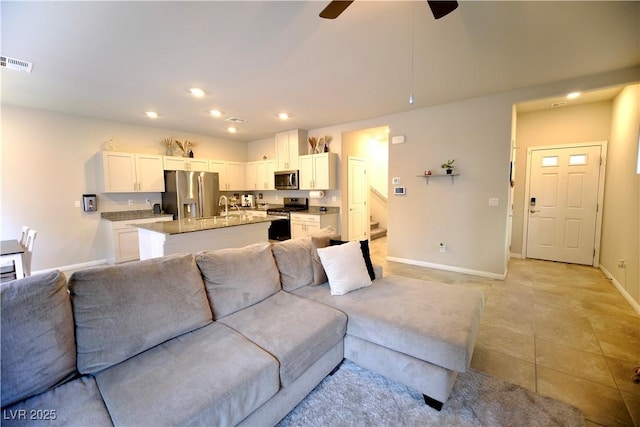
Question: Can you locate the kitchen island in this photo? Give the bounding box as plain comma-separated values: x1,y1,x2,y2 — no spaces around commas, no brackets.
136,215,275,260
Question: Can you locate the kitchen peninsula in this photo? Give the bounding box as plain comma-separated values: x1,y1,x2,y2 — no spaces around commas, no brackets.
136,215,275,260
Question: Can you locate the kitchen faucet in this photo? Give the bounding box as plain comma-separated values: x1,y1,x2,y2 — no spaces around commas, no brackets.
218,195,228,217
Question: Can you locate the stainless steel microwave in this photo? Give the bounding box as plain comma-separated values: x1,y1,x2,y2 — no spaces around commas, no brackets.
274,170,299,190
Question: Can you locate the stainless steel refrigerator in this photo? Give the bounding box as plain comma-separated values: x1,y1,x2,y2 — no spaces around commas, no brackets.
162,171,220,220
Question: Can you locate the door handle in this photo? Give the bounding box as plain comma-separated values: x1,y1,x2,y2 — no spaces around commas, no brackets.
530,209,540,214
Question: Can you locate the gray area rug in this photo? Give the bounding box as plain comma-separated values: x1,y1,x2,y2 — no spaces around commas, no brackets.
278,360,585,427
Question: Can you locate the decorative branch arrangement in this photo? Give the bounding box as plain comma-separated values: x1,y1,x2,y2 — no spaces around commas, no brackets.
308,135,333,154
162,138,196,156
308,136,318,153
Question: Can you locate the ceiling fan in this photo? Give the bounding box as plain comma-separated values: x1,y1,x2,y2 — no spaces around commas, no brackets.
319,0,458,20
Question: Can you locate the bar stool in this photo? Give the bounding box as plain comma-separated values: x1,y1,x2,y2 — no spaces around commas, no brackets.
23,229,37,277
19,226,30,248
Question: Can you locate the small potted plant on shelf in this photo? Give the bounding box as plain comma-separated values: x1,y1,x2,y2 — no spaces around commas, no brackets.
441,159,455,175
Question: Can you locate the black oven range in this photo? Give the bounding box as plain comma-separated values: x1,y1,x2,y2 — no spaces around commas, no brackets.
266,197,308,241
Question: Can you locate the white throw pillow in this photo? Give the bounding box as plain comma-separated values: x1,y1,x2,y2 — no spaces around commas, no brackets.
317,241,372,295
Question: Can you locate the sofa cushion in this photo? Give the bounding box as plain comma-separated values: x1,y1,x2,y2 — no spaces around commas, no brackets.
219,291,347,386
2,376,114,427
68,253,212,375
96,323,279,427
293,275,484,373
330,239,376,280
1,271,76,407
311,236,331,285
317,241,372,295
196,242,280,319
271,237,313,291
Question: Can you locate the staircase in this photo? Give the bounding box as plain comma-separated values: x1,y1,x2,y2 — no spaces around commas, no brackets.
370,218,387,240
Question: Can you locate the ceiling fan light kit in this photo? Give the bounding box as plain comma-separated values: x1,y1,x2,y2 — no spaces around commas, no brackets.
319,1,459,106
319,0,354,19
319,0,458,20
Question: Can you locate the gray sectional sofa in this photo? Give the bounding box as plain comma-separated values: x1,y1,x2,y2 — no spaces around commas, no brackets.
1,237,484,426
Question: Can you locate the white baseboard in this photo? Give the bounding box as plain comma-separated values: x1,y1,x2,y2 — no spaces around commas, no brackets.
386,256,506,280
600,264,640,315
509,252,523,259
33,259,108,276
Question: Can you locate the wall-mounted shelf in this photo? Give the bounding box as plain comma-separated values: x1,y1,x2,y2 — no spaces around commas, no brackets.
417,173,459,184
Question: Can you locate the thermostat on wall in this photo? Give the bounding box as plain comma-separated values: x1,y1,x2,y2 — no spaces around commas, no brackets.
393,186,406,195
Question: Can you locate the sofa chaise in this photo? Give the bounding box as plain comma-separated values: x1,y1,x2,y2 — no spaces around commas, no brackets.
1,236,484,426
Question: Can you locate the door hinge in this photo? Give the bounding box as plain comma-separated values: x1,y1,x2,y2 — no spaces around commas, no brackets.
596,203,599,212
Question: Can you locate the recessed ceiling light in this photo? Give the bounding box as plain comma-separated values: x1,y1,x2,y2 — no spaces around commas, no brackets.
227,126,237,133
190,88,205,98
145,111,158,119
209,109,222,118
567,92,581,100
278,112,289,120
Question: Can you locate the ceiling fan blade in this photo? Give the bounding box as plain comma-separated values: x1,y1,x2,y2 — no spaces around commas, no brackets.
319,1,354,19
427,0,458,19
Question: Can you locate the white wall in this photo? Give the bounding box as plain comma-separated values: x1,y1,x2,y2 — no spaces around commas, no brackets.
385,94,513,278
600,84,640,307
1,106,245,271
314,67,639,278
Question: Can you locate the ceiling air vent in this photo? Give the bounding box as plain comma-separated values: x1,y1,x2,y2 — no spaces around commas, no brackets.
225,117,246,123
550,101,567,108
0,55,33,73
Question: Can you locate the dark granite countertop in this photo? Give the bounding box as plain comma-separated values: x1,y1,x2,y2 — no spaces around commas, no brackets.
134,215,275,235
101,210,174,221
297,207,340,215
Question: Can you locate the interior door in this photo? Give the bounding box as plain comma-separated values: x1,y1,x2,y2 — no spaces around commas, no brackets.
347,156,368,241
526,145,602,265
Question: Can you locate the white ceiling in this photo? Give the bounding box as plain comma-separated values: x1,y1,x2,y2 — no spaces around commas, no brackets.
2,1,639,142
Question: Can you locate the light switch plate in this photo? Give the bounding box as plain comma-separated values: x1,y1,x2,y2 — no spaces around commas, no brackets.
489,198,499,206
392,177,401,185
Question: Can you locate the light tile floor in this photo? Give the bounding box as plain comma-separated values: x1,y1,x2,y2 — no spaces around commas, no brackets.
369,237,640,427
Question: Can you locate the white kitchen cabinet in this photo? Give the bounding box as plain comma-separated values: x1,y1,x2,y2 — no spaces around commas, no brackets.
107,216,172,263
299,153,338,190
245,161,258,190
290,212,339,239
246,160,276,190
275,129,308,171
163,156,209,171
101,152,165,193
226,161,245,191
209,159,245,191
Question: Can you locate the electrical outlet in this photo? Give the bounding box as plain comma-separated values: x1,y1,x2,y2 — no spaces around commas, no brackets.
618,259,627,269
145,198,151,206
128,199,134,205
74,200,81,208
439,242,446,253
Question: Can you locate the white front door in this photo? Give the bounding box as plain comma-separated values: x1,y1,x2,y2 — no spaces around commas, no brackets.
347,156,368,241
526,144,603,265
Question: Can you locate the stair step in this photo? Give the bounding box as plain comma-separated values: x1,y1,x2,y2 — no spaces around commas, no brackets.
370,227,387,240
370,221,380,229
